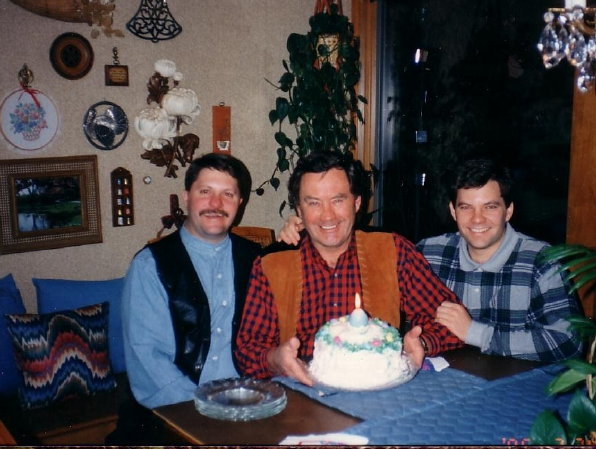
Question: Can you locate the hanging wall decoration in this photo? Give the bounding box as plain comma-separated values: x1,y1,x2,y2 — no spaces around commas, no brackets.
0,64,59,152
212,103,231,153
9,0,122,37
49,32,94,80
134,59,200,178
83,101,128,151
127,0,182,43
105,47,129,86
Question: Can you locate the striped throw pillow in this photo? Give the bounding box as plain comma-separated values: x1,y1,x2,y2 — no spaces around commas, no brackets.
5,302,116,409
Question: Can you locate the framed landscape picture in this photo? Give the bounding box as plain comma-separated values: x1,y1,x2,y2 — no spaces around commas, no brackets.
0,155,102,254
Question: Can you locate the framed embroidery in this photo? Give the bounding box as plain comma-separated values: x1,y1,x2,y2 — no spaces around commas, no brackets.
0,89,59,151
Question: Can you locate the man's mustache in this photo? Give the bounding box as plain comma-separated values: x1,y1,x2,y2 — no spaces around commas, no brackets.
199,209,229,217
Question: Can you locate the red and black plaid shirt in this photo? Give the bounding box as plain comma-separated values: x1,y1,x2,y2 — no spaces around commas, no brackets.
235,232,463,378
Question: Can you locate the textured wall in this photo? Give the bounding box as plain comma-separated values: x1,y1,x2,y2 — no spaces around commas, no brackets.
0,0,348,310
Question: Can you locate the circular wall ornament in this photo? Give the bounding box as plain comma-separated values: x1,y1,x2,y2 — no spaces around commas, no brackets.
0,88,59,151
83,101,128,150
50,32,94,80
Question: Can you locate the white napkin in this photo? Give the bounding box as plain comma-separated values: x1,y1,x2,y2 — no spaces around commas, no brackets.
427,356,450,372
279,432,369,445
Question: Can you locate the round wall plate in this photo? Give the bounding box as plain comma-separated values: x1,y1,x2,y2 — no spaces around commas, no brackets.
50,32,94,80
83,101,128,150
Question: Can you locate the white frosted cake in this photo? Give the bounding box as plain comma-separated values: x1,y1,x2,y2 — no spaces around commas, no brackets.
309,314,412,390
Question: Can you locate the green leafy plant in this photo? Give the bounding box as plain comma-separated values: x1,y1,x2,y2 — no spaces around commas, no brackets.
256,3,367,214
530,245,596,445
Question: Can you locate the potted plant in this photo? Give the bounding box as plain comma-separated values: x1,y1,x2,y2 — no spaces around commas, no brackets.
256,1,367,214
530,244,596,445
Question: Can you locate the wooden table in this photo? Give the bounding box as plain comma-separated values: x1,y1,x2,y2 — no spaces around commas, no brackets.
152,345,544,445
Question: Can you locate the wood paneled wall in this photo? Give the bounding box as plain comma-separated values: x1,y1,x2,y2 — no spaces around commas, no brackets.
567,81,596,318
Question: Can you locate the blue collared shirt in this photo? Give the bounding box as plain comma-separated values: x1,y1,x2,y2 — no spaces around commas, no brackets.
121,227,238,408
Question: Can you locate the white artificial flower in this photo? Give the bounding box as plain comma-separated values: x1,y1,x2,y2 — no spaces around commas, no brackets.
134,106,178,150
161,87,201,123
154,59,177,78
173,71,184,82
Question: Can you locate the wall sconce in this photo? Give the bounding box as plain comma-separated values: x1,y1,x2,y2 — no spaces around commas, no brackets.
134,60,200,178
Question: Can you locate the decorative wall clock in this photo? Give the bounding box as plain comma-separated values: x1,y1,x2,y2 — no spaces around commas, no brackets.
83,101,128,150
0,64,59,151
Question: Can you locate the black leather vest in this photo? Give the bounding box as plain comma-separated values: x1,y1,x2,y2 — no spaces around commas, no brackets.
149,230,260,383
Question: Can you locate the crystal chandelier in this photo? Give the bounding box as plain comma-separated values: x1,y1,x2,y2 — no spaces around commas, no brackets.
537,0,596,92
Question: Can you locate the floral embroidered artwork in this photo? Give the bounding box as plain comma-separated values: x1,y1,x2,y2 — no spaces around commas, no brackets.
9,102,48,141
0,90,58,151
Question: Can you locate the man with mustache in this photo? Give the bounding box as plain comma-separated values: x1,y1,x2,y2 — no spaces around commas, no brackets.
111,153,260,443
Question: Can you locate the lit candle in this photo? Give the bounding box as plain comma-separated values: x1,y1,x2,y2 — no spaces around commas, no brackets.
348,293,368,327
566,0,586,9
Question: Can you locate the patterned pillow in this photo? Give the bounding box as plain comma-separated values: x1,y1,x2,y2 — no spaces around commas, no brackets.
5,302,116,409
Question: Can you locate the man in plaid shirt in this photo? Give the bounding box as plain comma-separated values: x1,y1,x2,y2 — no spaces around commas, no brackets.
417,158,581,362
235,151,463,385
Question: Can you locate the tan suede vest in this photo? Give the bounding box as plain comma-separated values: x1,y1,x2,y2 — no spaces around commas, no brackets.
261,231,400,343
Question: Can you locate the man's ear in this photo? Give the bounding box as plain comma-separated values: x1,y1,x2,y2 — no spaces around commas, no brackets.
505,202,514,222
449,202,457,221
355,195,362,212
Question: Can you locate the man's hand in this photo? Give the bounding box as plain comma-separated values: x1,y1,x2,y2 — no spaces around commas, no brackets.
403,325,425,369
277,215,304,245
266,336,313,386
435,301,471,341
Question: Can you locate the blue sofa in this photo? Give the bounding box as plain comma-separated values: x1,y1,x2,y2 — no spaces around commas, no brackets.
0,274,129,444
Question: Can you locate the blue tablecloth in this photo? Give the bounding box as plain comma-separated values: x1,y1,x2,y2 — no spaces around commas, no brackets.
277,365,574,445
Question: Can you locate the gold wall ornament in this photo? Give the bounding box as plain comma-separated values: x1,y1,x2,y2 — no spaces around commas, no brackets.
9,0,123,37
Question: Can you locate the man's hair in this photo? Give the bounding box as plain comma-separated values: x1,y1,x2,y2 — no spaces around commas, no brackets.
449,158,513,207
184,153,252,203
288,150,370,210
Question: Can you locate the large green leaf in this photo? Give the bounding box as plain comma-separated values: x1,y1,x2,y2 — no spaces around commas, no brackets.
275,98,290,123
561,358,596,375
567,390,596,436
567,315,596,340
547,368,588,395
530,410,567,444
268,110,278,125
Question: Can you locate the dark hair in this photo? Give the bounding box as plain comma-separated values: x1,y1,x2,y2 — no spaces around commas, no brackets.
449,158,513,207
184,153,252,203
288,150,370,210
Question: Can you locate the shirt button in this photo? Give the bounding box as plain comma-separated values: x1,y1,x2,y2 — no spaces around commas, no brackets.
216,327,222,334
474,288,480,293
334,273,339,278
222,300,228,306
216,273,223,279
212,355,219,361
333,303,338,307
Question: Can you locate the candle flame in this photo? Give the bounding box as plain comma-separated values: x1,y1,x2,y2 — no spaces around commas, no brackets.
355,292,361,309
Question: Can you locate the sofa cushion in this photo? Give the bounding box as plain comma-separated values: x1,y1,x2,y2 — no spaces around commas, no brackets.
5,302,116,410
33,278,125,373
0,274,26,396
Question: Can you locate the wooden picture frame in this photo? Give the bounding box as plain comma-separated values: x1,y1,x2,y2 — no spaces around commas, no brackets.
0,155,102,254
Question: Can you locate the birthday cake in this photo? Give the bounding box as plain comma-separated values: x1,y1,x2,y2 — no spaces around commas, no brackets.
309,313,413,390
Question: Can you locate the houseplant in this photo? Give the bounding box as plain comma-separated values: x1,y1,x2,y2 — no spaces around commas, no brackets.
530,244,596,445
256,1,367,214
